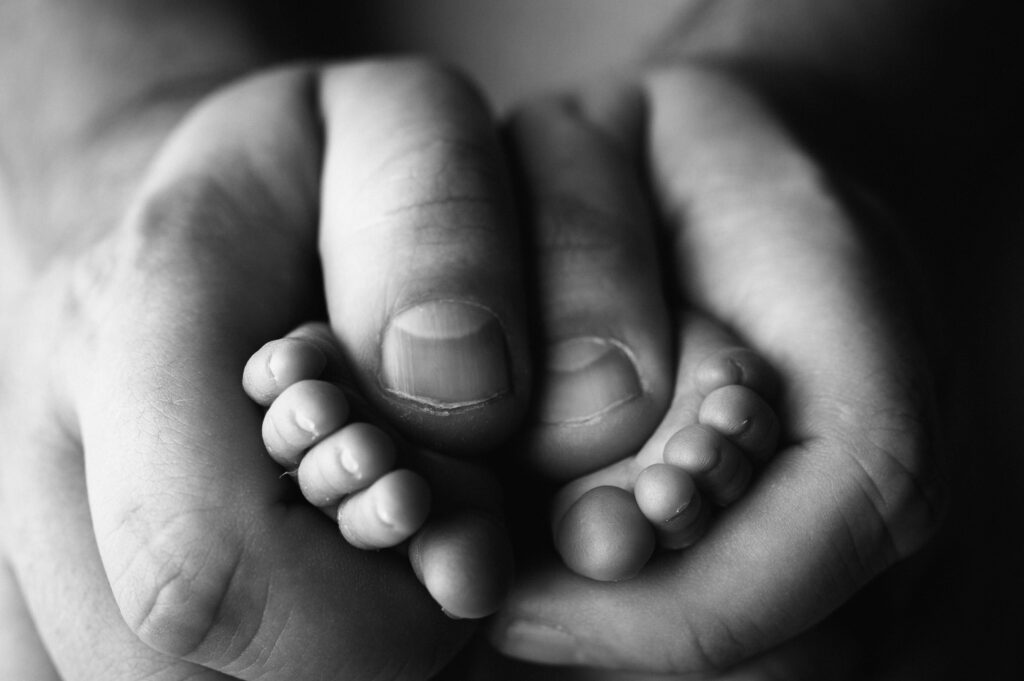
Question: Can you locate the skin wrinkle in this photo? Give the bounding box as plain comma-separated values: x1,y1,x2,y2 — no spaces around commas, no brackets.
840,473,895,583
841,439,918,567
371,133,502,192
326,71,503,228
800,394,912,571
672,606,748,674
209,549,274,679
114,504,245,660
346,199,506,249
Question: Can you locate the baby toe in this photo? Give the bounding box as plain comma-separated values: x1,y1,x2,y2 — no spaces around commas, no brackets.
244,336,329,407
337,469,431,550
555,486,655,582
409,511,513,620
634,463,708,549
297,422,397,506
698,384,780,462
663,424,753,506
695,347,778,399
262,380,350,469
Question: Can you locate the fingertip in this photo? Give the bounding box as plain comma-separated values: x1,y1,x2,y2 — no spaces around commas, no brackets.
380,301,512,410
370,299,532,458
537,337,642,425
523,336,668,480
316,60,530,459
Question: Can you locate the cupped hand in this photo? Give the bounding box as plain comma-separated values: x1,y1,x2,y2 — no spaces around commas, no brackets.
0,59,530,680
488,65,945,675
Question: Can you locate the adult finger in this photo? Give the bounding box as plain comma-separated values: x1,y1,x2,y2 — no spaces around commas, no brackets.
507,86,673,479
490,67,942,672
74,66,470,680
318,59,530,455
473,617,859,679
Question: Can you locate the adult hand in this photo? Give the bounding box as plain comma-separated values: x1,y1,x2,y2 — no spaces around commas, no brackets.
0,59,531,680
488,65,945,675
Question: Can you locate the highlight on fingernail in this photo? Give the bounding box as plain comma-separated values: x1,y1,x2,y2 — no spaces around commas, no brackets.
539,336,642,424
493,618,587,666
380,300,511,409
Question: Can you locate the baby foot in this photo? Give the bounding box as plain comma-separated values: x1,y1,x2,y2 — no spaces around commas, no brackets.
550,315,781,582
243,322,512,618
506,94,780,582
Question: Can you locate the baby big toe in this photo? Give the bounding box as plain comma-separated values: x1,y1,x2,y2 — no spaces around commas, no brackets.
555,486,655,582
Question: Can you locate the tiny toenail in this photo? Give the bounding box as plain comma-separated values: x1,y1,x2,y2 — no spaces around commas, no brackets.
267,348,287,384
339,447,361,478
725,358,744,384
539,337,641,424
380,300,511,409
663,494,700,524
294,412,319,438
376,501,395,528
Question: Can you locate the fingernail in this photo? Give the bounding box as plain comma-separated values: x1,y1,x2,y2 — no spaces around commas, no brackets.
540,337,641,423
494,618,586,666
381,301,510,408
267,339,326,388
267,349,287,384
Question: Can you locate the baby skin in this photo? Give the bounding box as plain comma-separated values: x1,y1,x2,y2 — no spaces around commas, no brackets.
550,314,781,582
242,310,781,606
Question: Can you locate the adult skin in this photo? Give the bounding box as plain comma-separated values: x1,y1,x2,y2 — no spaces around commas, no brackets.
488,0,1017,677
0,2,534,679
0,0,953,679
